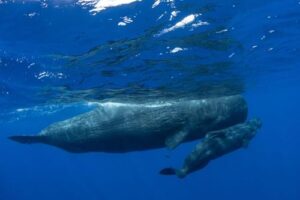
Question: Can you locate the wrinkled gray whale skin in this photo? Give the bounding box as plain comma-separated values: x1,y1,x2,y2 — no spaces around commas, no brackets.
9,95,247,153
160,118,262,178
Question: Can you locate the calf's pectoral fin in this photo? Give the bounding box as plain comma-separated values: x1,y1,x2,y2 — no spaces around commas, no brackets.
160,167,176,175
165,129,189,149
160,167,186,178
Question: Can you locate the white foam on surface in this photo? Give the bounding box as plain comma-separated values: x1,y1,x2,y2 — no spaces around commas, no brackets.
118,22,127,26
152,0,160,8
35,71,65,80
191,20,209,28
156,12,166,21
25,12,39,18
170,47,186,53
78,0,142,13
118,16,133,26
169,10,180,21
156,14,200,36
216,29,228,34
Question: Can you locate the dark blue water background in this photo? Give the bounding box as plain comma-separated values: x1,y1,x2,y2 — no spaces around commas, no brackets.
0,0,300,199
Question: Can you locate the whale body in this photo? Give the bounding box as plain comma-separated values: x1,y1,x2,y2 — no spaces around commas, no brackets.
9,95,247,153
160,118,262,178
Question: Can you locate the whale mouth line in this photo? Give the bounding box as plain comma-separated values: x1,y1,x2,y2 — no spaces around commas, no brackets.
92,96,238,108
95,102,174,108
8,135,45,144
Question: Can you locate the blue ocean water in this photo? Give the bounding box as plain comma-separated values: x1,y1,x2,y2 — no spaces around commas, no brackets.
0,0,300,199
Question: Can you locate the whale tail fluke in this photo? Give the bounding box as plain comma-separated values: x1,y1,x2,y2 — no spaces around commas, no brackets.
9,135,44,144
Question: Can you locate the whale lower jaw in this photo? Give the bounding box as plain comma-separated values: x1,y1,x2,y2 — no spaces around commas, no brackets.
9,135,45,144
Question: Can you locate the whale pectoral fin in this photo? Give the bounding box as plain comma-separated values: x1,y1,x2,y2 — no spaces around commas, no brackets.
165,129,189,149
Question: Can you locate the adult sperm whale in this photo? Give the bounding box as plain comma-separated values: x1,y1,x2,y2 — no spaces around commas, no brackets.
9,95,247,153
